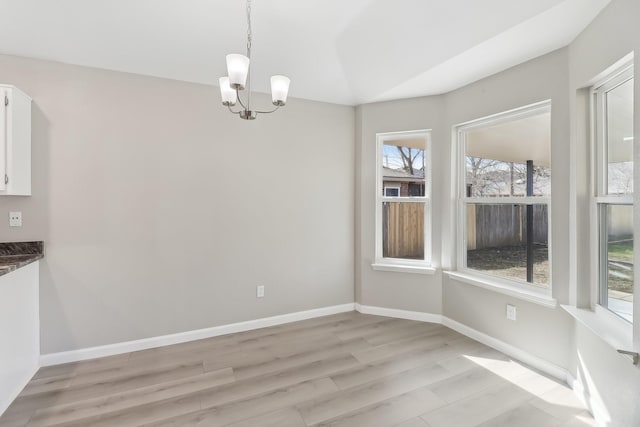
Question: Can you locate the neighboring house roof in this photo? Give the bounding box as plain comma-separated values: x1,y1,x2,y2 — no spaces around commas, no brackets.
382,167,424,183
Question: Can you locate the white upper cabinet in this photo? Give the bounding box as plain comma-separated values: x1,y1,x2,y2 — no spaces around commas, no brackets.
0,85,32,196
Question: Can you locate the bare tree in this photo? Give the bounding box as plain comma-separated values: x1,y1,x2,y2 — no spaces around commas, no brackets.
609,162,634,194
396,147,421,175
466,157,551,197
466,156,503,196
509,162,515,195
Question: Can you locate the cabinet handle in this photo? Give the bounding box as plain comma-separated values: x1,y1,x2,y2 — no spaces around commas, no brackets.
4,175,7,185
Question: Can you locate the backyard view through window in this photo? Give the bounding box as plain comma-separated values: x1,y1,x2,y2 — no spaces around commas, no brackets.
594,66,634,322
376,131,430,266
459,104,551,287
602,205,634,322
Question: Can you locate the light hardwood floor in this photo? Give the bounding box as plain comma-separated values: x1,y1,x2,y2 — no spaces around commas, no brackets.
0,312,596,427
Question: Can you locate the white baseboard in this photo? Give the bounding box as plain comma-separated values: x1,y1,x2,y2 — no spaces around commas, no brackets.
40,302,567,386
355,303,443,323
354,304,567,384
40,303,355,366
441,316,568,383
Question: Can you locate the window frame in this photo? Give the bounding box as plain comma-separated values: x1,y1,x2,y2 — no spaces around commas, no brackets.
453,101,553,293
591,63,634,322
373,130,433,273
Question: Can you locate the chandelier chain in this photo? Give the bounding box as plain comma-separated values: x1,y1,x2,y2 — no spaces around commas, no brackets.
246,0,252,58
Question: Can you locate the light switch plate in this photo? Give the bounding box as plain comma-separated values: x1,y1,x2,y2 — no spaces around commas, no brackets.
506,304,517,321
9,211,22,227
256,285,265,298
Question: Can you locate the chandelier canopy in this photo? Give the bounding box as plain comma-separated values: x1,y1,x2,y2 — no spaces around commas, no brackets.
219,0,290,120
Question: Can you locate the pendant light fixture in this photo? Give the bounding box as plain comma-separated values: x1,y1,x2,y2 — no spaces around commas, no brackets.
219,0,290,120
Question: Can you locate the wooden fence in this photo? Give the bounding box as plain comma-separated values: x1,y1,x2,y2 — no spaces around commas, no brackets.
467,204,548,250
382,203,548,258
383,203,424,259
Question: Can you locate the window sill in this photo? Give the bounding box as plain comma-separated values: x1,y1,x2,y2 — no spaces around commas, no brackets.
444,271,557,308
561,304,635,354
371,263,437,275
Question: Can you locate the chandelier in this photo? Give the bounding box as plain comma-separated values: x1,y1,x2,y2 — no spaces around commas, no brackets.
218,0,290,120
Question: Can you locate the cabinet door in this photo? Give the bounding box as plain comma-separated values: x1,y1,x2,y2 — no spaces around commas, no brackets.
0,88,6,192
0,86,31,196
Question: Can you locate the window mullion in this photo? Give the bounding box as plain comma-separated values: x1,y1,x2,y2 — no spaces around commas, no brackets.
595,196,634,205
381,197,428,203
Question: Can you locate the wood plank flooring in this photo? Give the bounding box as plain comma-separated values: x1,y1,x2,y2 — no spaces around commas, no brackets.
0,312,596,427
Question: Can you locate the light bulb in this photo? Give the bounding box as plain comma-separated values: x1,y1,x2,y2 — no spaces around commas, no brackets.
226,54,250,90
219,77,237,106
271,75,291,106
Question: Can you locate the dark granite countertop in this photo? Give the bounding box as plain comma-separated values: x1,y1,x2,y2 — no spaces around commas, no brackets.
0,242,44,277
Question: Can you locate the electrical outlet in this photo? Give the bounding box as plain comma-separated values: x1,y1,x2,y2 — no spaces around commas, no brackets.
256,285,265,298
506,304,517,321
9,211,22,227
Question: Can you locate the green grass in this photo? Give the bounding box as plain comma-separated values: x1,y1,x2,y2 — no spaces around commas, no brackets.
607,240,633,293
608,240,633,262
465,242,633,292
466,245,549,287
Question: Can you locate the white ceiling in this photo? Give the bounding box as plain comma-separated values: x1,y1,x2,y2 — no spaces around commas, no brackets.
0,0,610,106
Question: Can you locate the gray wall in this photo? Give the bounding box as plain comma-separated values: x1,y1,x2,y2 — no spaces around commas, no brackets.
0,55,355,353
573,322,640,426
355,96,445,313
442,48,572,368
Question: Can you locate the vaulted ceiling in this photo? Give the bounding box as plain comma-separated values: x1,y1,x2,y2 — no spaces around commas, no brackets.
0,0,610,105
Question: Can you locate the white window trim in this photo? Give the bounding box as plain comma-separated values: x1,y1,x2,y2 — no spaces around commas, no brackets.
446,271,556,308
371,263,436,275
590,60,635,323
592,64,634,199
451,100,553,298
383,186,401,197
373,130,433,273
561,304,635,355
561,53,639,359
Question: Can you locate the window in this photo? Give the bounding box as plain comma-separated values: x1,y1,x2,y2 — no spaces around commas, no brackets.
455,102,551,289
593,63,634,322
374,130,431,271
383,186,400,197
408,183,425,197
